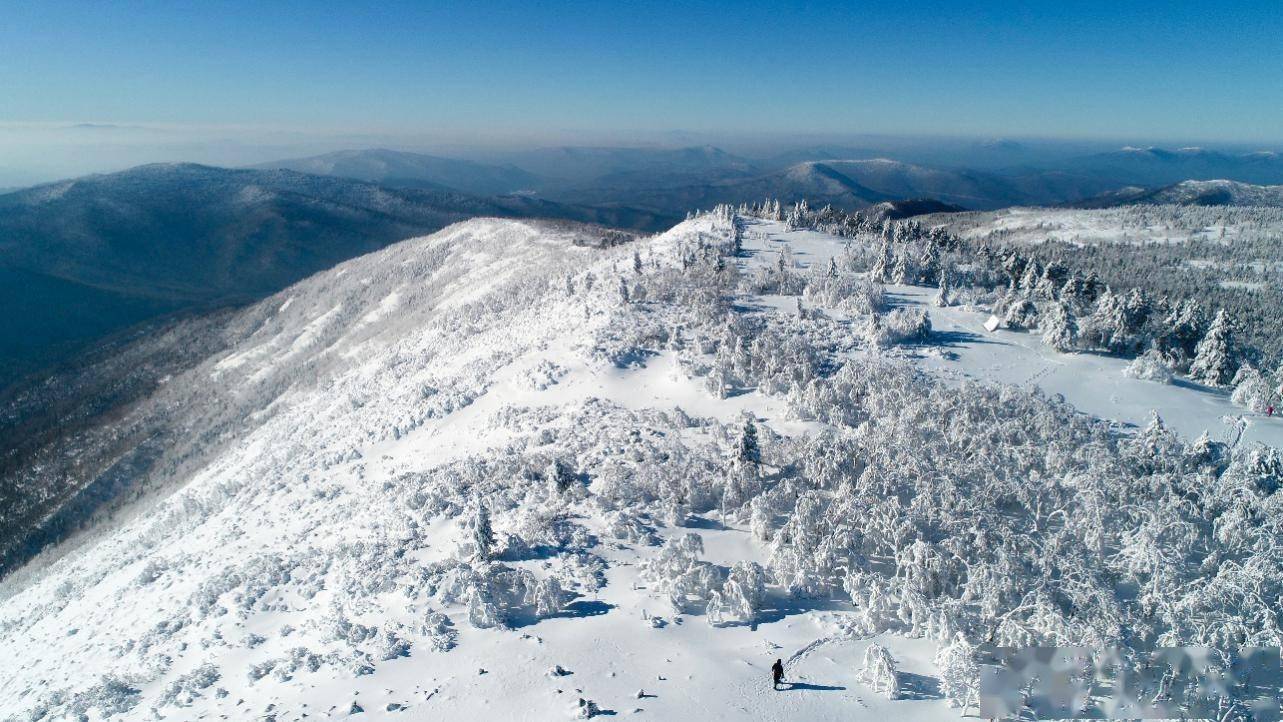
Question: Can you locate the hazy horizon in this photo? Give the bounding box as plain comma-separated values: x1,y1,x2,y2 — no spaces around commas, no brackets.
3,121,1282,189
4,1,1282,186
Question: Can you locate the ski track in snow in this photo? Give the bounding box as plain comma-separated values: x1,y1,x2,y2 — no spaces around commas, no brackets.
1,215,1278,721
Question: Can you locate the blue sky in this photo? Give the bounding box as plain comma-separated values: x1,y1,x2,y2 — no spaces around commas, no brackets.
2,0,1281,142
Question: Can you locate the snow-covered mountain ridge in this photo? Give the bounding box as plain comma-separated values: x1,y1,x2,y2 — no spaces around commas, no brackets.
3,213,1280,721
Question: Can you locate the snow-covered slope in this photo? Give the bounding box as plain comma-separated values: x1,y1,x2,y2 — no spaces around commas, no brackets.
3,214,1279,721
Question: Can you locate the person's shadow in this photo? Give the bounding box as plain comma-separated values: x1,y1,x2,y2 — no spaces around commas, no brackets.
777,682,846,692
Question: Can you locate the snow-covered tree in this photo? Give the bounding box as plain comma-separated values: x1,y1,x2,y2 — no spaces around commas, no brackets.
1039,301,1076,352
1060,276,1094,315
934,635,979,713
918,241,941,286
859,643,898,699
1189,309,1239,386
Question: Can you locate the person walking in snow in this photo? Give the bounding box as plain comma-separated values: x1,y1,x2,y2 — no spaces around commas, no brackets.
771,658,785,690
1268,404,1275,418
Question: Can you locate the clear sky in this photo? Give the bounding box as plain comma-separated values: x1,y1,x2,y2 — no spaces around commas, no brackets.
2,0,1281,142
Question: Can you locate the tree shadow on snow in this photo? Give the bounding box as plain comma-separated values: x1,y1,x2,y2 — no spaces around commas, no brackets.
549,599,614,619
611,348,659,369
750,592,854,628
682,515,729,531
896,672,944,701
780,681,846,692
923,329,1004,349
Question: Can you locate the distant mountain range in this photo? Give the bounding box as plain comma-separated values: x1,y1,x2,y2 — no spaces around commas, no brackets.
548,158,1103,212
1055,147,1283,188
244,145,1283,216
252,148,543,196
1074,179,1283,208
0,163,673,385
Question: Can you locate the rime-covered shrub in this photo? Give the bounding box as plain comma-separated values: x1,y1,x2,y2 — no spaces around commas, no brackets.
420,611,458,652
643,534,728,614
440,562,569,629
859,643,898,699
605,510,660,546
1002,297,1039,330
707,561,769,625
1124,349,1173,383
158,663,220,707
1231,365,1274,412
870,307,931,347
70,674,141,718
934,635,979,711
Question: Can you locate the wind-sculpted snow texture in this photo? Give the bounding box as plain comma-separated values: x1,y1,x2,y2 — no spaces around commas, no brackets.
2,212,1280,721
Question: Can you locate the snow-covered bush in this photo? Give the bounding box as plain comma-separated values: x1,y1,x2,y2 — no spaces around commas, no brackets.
1231,365,1274,412
1123,348,1173,383
883,307,931,343
865,308,930,347
431,560,569,629
1002,297,1039,330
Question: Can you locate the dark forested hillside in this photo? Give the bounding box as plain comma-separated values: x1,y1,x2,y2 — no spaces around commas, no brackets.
0,163,674,384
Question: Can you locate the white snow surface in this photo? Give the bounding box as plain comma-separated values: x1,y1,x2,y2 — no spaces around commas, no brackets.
1,215,1278,721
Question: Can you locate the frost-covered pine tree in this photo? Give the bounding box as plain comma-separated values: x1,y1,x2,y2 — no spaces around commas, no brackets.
859,643,898,699
1059,276,1094,315
632,249,643,275
933,268,952,308
1039,301,1076,352
1081,287,1121,351
1018,261,1041,294
546,459,577,496
738,417,761,467
1032,267,1059,301
1002,296,1039,331
472,504,495,562
1189,309,1238,387
1155,298,1204,372
889,249,910,285
918,241,941,286
870,238,893,283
